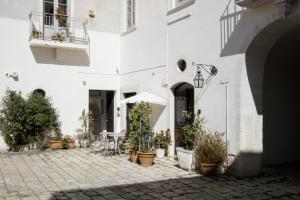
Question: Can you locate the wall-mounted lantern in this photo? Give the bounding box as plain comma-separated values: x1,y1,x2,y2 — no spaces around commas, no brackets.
192,62,218,88
117,106,120,117
89,10,95,18
6,72,19,81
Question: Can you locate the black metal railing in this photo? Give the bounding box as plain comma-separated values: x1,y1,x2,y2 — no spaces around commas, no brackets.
29,11,89,45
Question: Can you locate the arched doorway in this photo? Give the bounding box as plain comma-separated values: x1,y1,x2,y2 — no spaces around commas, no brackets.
172,83,194,150
245,18,300,169
263,26,300,165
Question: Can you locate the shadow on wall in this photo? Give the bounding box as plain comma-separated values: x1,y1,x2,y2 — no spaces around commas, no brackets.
228,152,263,177
244,19,300,167
220,0,246,57
47,163,300,199
30,47,90,66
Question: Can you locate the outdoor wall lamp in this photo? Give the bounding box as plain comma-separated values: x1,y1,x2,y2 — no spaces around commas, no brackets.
117,106,120,117
5,72,19,81
192,62,218,88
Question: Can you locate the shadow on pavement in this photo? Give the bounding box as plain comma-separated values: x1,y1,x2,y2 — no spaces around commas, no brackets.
49,167,300,200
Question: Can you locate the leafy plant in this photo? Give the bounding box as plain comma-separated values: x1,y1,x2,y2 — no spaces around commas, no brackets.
56,6,67,15
61,135,72,149
128,102,152,152
153,129,171,155
0,91,27,151
0,90,61,151
51,32,65,41
25,92,61,147
61,137,69,149
75,109,94,148
194,130,227,165
181,111,205,150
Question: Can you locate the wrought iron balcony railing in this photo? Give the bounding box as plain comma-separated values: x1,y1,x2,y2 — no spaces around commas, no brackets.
29,11,89,47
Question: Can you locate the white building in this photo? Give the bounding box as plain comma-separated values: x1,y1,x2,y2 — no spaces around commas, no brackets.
0,0,299,177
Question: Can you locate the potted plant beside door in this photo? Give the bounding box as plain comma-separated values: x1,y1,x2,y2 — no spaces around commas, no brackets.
128,102,156,167
176,111,204,171
154,129,171,159
194,130,227,176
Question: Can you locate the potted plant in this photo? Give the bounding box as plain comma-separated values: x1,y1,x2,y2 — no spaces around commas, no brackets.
176,111,204,171
55,6,68,22
194,130,227,176
51,32,65,41
50,136,62,150
128,102,155,167
154,129,171,159
61,135,76,149
32,29,42,39
75,109,94,148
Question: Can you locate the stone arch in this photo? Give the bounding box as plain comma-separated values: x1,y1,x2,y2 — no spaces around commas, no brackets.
245,16,300,114
245,16,300,166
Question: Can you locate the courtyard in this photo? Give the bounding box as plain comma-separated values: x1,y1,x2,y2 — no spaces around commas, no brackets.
0,150,299,200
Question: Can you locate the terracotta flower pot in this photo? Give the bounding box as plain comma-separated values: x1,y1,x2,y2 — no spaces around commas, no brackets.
68,140,76,149
137,151,156,167
50,140,62,150
129,148,138,162
200,163,218,176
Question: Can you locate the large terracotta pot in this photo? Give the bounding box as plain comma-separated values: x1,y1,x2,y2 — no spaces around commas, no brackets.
138,151,156,167
200,163,218,176
129,148,138,162
50,140,62,150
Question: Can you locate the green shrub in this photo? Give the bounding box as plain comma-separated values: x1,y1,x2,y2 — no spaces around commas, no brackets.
61,137,69,149
153,129,171,155
25,92,61,147
0,91,27,151
0,90,61,151
194,130,227,165
182,111,205,150
128,102,152,151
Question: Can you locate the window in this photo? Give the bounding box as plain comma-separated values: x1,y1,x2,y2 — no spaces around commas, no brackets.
43,0,68,27
44,0,54,26
168,0,195,14
126,0,135,30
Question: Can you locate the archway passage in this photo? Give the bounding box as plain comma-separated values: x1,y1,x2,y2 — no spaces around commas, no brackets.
172,83,194,151
263,26,300,166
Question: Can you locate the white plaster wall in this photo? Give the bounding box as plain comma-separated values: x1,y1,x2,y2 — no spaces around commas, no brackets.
166,0,237,156
120,0,169,135
0,4,121,150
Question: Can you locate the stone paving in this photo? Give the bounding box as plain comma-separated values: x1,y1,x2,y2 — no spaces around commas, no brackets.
0,149,299,200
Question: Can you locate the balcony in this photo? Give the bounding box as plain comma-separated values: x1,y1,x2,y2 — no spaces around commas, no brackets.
29,11,89,51
235,0,272,8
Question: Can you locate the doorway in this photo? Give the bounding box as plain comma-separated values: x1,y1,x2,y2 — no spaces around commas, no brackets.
89,90,115,134
173,83,194,149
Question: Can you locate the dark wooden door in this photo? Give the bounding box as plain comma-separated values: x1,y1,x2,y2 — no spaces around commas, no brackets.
89,90,115,134
174,83,194,149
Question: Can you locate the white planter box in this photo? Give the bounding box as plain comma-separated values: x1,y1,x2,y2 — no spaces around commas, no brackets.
156,148,165,159
176,147,195,171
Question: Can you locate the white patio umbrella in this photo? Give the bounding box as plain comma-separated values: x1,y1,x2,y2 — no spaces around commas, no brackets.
120,91,167,106
120,92,167,127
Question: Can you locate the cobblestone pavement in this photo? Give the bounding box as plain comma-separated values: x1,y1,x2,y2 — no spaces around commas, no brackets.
0,149,299,200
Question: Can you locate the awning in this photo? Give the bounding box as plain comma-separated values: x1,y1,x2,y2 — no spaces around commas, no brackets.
120,92,167,106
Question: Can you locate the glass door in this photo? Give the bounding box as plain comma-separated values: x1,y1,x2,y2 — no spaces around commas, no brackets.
43,0,68,40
